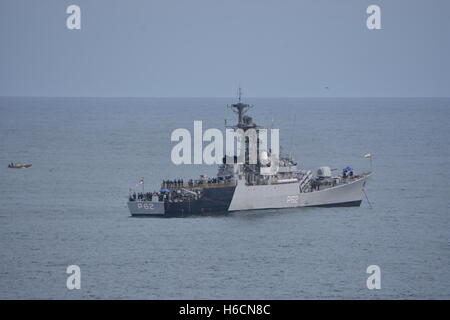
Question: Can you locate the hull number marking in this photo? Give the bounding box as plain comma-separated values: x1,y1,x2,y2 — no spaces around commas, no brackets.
137,203,155,210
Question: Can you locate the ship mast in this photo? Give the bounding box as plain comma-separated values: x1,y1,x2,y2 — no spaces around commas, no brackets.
226,87,262,185
229,87,253,129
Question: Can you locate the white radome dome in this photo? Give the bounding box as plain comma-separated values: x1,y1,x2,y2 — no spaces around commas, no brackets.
259,150,269,164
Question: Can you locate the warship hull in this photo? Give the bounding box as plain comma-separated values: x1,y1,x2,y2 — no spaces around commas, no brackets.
128,174,370,217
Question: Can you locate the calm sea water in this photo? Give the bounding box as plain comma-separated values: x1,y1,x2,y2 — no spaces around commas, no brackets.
0,97,449,299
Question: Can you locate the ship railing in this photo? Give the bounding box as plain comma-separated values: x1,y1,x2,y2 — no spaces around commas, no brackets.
188,182,236,189
129,198,163,202
161,181,236,190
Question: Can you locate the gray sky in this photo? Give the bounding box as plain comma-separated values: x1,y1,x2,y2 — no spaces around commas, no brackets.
0,0,449,97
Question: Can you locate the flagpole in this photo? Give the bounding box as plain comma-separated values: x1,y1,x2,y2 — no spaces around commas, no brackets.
363,153,373,173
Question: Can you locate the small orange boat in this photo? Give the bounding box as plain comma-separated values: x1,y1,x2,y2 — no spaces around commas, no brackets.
8,163,32,169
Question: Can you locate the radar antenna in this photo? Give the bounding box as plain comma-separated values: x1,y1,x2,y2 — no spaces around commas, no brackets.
228,87,253,129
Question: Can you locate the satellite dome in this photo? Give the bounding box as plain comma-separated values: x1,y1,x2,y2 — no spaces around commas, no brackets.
259,150,270,165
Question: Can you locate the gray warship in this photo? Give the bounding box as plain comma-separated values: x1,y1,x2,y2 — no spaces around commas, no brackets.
128,95,372,217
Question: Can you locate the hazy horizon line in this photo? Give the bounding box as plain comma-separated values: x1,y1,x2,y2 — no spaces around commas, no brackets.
1,95,449,99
